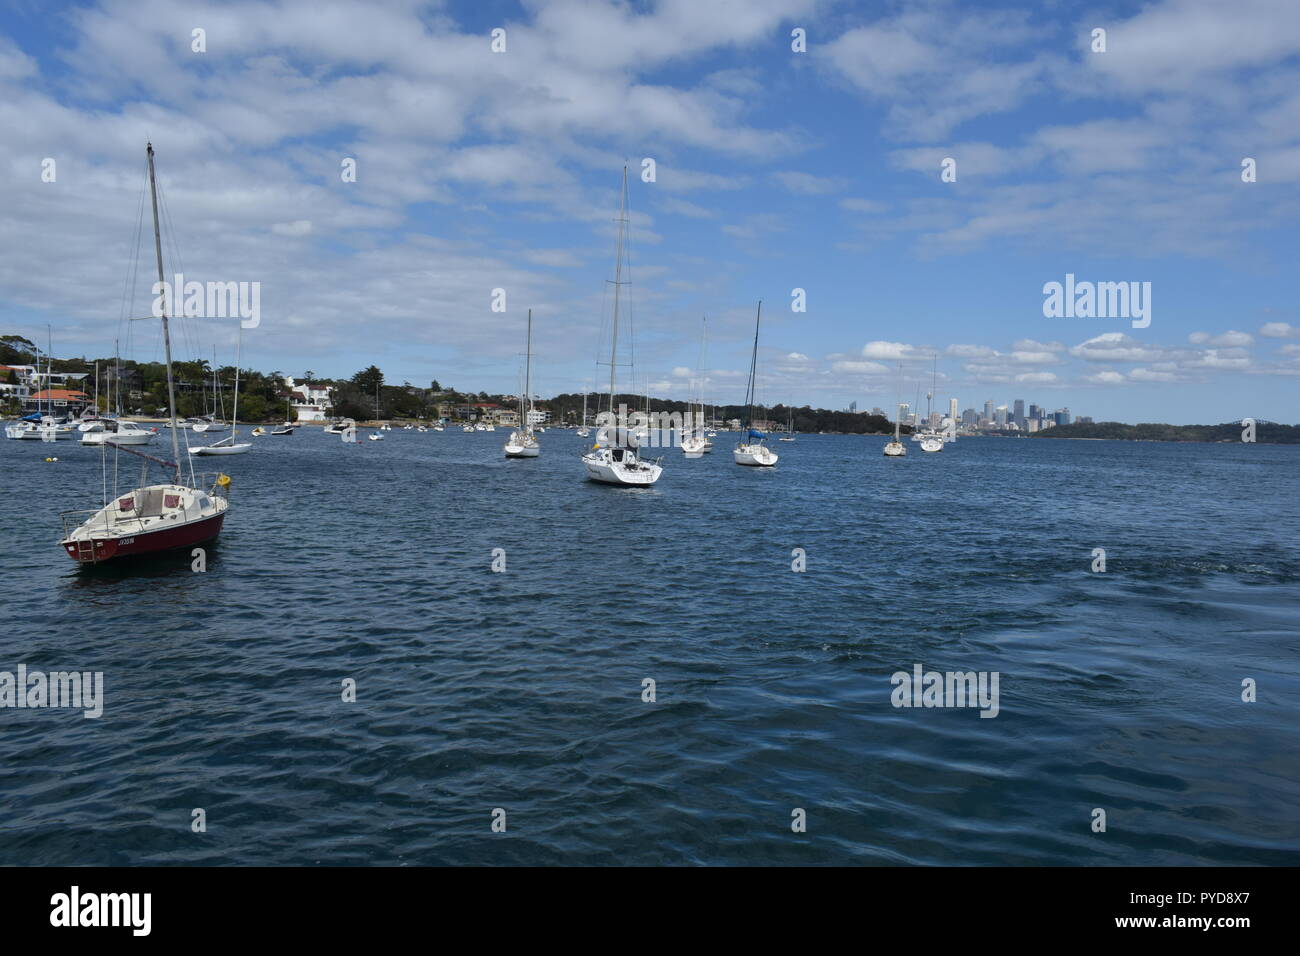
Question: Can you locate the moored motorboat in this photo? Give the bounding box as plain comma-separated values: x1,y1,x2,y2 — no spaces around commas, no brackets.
81,419,157,446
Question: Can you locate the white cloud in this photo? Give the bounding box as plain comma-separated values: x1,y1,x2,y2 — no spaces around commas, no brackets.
1184,349,1251,369
1012,338,1064,352
771,171,844,195
271,220,313,236
1260,322,1298,338
839,198,887,214
1189,330,1252,346
861,340,918,360
1070,333,1167,363
831,360,890,375
1085,370,1127,385
946,344,995,358
1129,367,1178,382
820,8,1049,139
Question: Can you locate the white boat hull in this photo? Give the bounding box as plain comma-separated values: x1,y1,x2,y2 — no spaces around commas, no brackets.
191,442,252,455
582,448,662,485
883,441,906,457
82,430,157,446
7,422,75,440
920,438,944,453
734,443,778,466
681,435,707,457
505,426,540,457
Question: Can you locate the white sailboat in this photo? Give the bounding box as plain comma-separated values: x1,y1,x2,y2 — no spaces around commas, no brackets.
914,355,944,453
369,378,385,440
5,333,75,440
582,166,662,486
576,387,590,438
734,301,778,467
191,333,252,456
505,309,541,458
778,405,796,441
270,396,295,434
682,317,708,458
81,343,157,445
884,401,907,457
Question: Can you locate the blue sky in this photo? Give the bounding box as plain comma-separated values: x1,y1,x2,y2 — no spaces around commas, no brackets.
2,0,1298,423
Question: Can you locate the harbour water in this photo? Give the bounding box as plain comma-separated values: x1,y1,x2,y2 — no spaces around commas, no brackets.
1,430,1297,865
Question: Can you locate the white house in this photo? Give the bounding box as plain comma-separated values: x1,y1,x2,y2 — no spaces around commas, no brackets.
0,365,36,406
283,376,333,422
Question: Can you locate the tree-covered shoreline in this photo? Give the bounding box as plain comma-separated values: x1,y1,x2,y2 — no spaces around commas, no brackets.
1028,421,1300,443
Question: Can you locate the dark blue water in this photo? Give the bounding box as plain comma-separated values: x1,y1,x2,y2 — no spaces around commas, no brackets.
1,429,1297,865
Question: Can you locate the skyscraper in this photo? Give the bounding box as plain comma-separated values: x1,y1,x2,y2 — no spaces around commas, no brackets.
1013,399,1025,426
948,398,958,425
995,405,1008,426
983,399,994,422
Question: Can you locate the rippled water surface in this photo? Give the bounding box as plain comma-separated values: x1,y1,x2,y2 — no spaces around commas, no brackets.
1,429,1297,865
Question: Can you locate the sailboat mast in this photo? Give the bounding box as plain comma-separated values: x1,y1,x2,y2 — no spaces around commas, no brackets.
523,308,532,433
231,328,241,437
744,300,762,432
146,143,182,480
608,166,628,418
926,354,936,428
696,316,707,433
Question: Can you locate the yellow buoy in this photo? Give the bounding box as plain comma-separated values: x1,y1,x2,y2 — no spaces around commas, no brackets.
216,473,231,487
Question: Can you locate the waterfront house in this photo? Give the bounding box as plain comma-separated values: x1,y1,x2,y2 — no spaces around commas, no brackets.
283,377,333,422
25,388,91,417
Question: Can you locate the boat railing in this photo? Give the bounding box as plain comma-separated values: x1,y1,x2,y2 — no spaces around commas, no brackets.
59,507,120,540
193,472,231,499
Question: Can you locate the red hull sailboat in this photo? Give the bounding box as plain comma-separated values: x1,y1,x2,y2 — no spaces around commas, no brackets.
59,142,233,564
